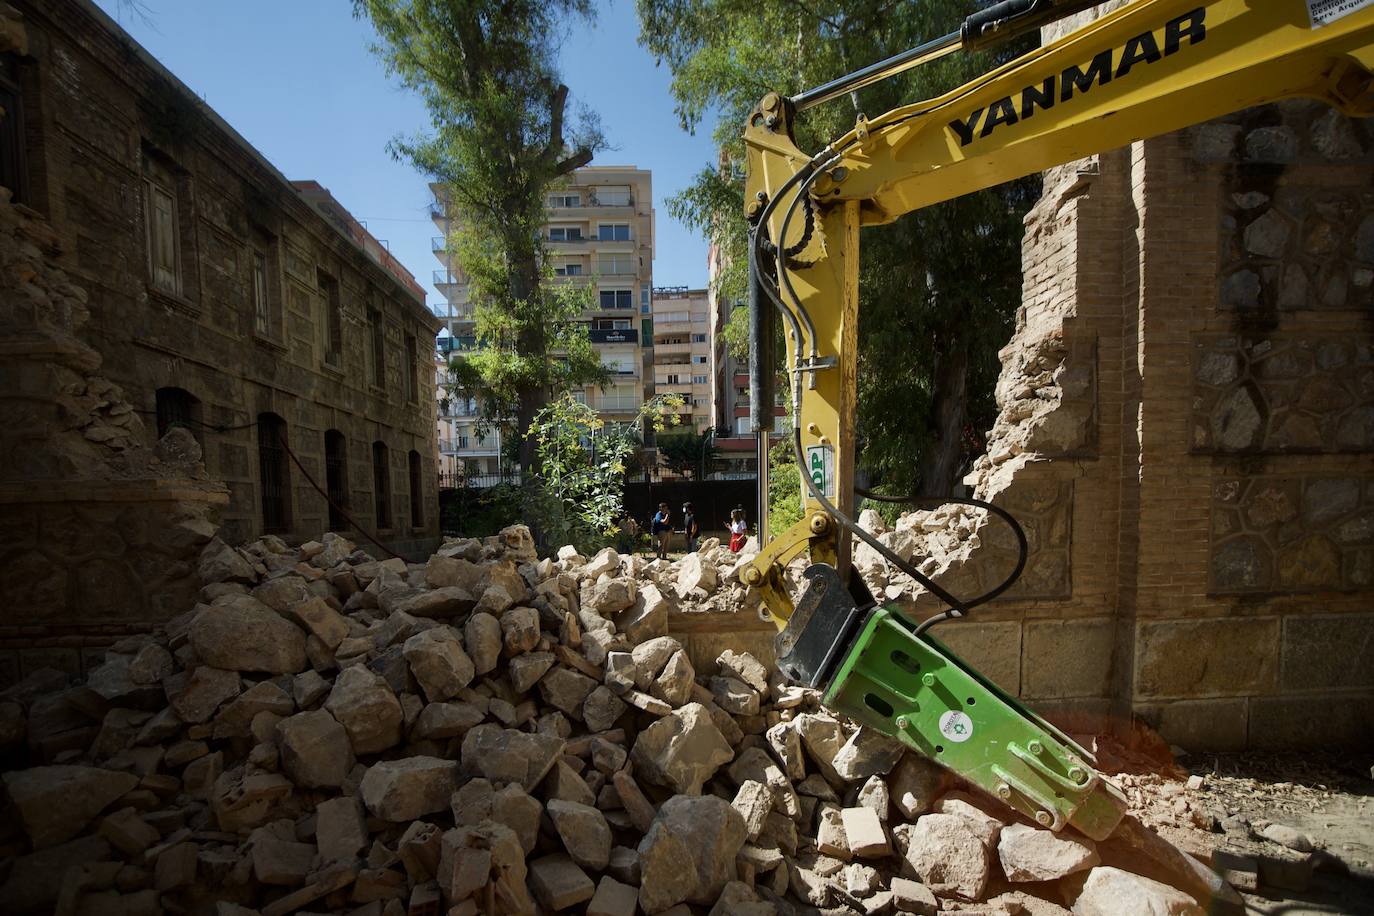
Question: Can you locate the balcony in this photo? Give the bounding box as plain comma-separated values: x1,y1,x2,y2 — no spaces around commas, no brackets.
589,328,638,345
433,269,465,288
431,236,448,252
593,396,641,412
601,366,639,379
437,336,479,355
439,437,501,457
547,195,634,210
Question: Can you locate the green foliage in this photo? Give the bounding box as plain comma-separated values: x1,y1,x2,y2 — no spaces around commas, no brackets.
637,0,1039,496
356,0,609,473
766,439,803,535
525,392,685,553
656,428,721,479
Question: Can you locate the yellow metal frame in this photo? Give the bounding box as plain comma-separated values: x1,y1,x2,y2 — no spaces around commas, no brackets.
745,0,1374,626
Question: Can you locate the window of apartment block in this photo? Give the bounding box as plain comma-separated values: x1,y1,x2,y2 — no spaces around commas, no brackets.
693,355,707,364
597,254,634,275
735,416,749,435
547,192,580,207
251,251,271,335
0,55,29,206
604,357,635,375
666,374,680,384
592,318,630,330
257,413,291,534
596,223,630,241
692,374,708,384
404,334,418,404
594,186,631,206
325,430,348,531
554,263,583,276
640,288,651,313
156,387,199,442
372,441,390,528
549,226,582,241
598,289,632,310
409,450,423,528
319,270,342,365
692,333,707,343
369,307,386,388
457,432,469,450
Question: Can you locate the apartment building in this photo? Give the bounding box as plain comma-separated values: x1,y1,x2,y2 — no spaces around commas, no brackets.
651,287,712,432
431,166,655,476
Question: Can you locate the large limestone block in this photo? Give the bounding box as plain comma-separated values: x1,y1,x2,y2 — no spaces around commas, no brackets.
189,597,307,673
360,756,457,821
546,799,612,870
631,702,734,795
1072,866,1202,915
402,626,475,702
275,709,354,788
638,795,747,913
460,724,566,791
324,665,403,755
3,765,138,848
999,822,1099,881
893,813,992,901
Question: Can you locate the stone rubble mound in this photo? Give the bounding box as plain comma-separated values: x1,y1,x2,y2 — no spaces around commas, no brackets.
0,526,1237,915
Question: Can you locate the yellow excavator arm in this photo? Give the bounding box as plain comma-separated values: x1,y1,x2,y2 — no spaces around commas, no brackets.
739,0,1374,841
744,0,1374,628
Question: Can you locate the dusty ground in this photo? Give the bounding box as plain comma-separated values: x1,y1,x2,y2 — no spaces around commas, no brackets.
1118,749,1374,915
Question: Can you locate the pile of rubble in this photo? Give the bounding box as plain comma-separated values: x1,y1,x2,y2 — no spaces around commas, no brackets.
0,526,1236,915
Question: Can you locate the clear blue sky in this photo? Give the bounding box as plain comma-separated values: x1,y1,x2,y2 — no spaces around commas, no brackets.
94,0,718,314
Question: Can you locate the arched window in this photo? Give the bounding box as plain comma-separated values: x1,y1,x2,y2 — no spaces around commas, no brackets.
372,440,390,529
324,430,348,532
408,450,423,528
156,387,199,441
257,413,290,533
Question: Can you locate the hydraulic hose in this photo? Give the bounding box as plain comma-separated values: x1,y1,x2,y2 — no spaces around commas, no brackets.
751,146,1027,635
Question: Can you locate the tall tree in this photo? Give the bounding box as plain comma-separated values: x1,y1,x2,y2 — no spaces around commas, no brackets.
638,0,1038,497
356,0,609,475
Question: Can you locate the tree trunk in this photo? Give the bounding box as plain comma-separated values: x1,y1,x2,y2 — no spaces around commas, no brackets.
917,342,969,496
511,247,547,481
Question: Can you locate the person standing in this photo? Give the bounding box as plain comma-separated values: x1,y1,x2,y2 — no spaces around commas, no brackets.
682,502,700,553
728,507,749,553
651,503,673,560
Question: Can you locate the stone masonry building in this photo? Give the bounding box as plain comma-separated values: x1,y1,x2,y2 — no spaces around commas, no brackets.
5,0,441,554
904,10,1373,750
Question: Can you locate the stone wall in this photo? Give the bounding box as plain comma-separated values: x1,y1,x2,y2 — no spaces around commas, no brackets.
892,99,1373,747
0,160,227,683
8,0,442,550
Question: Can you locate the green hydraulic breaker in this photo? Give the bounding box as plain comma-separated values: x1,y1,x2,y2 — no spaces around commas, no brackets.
777,564,1127,841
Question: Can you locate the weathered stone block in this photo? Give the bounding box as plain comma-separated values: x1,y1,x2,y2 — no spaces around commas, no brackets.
929,621,1021,694
1022,619,1115,699
1135,618,1279,699
1281,614,1374,691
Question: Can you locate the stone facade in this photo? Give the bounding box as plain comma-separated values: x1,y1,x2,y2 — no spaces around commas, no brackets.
7,0,441,552
900,75,1372,745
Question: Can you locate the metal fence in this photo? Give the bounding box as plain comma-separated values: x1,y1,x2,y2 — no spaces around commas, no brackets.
438,470,522,490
